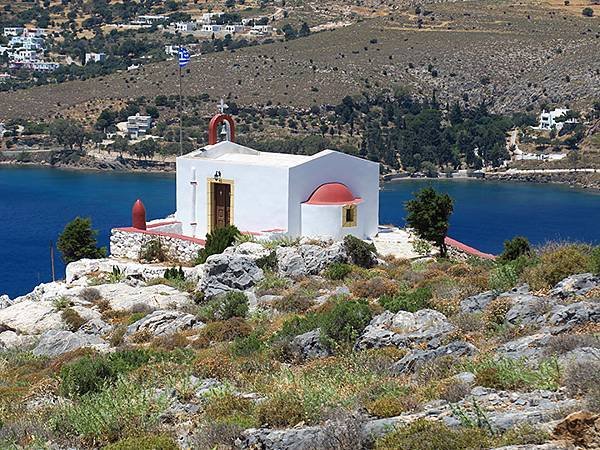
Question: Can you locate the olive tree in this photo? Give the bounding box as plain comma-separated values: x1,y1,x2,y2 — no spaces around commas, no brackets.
57,217,106,264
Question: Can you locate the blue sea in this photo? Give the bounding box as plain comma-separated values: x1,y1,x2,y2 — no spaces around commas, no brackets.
1,166,599,298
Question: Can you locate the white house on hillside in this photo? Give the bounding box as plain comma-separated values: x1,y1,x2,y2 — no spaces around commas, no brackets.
126,114,152,139
175,115,379,241
537,108,577,131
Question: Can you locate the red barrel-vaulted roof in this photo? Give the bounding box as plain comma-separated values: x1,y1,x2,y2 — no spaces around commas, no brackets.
304,182,362,205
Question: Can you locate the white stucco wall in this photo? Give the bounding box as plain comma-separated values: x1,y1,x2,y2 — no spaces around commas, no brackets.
288,151,380,238
301,202,368,240
176,157,289,238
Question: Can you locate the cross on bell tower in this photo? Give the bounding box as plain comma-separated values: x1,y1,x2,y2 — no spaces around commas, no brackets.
218,98,228,114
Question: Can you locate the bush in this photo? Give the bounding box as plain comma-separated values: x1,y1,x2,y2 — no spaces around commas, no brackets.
79,287,102,303
62,308,86,331
488,263,519,292
255,391,306,427
343,235,377,268
324,262,352,280
272,291,315,313
379,287,432,313
482,297,512,326
57,217,106,264
139,239,166,263
467,357,560,391
582,7,594,17
230,332,265,357
104,434,178,450
564,360,600,411
193,317,252,348
523,245,591,290
256,251,277,271
198,291,249,322
320,299,373,346
164,266,185,281
351,276,399,298
590,246,600,275
374,419,491,450
498,236,531,262
196,225,240,264
59,349,152,397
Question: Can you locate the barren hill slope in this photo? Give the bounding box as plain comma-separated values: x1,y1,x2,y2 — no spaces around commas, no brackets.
1,0,598,121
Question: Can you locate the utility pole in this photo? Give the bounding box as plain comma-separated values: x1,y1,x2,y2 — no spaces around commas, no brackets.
179,62,183,156
49,241,55,282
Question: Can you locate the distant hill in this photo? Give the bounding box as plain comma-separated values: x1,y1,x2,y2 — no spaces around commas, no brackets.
0,0,598,121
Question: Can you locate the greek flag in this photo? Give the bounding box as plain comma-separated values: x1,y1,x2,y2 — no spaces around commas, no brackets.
178,47,190,67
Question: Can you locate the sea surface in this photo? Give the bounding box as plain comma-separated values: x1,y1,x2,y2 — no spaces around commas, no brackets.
1,166,599,298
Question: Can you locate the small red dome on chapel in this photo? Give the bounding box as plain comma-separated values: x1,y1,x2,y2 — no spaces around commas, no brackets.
305,183,362,205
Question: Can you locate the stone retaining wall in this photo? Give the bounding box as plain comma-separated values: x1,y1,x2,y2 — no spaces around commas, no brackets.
110,226,205,263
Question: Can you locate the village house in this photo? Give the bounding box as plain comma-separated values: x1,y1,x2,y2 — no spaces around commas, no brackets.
537,108,577,131
126,114,152,139
201,24,223,33
224,24,247,34
174,21,197,32
85,52,106,64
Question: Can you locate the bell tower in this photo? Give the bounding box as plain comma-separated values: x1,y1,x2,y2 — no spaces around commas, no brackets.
208,99,236,145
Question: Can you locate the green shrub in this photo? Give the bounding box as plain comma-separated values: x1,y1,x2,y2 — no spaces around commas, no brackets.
523,245,591,290
498,236,531,262
590,246,600,275
164,266,185,281
62,308,86,331
139,239,166,263
196,225,240,264
198,291,249,321
343,235,377,268
466,357,560,391
104,434,179,450
374,418,491,450
488,263,519,292
379,287,432,313
59,349,152,397
582,7,594,17
230,332,265,357
256,251,277,271
57,216,106,264
324,262,352,280
51,378,167,444
255,391,306,427
320,299,373,345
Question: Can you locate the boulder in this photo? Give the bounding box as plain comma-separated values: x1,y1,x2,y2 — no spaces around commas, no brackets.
496,333,552,362
355,309,454,351
223,242,270,260
391,341,478,374
460,291,497,313
94,283,193,311
553,410,600,448
0,330,37,350
548,302,600,331
33,329,109,357
0,295,10,310
11,281,71,304
290,329,332,361
126,310,203,337
79,318,113,335
558,347,600,371
277,242,348,278
549,273,600,299
200,254,264,298
0,300,63,334
505,295,552,327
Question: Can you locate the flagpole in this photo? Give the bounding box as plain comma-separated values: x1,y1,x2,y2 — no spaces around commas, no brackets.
178,61,183,156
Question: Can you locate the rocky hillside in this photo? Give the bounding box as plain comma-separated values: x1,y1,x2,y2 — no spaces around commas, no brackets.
1,0,598,121
1,237,600,448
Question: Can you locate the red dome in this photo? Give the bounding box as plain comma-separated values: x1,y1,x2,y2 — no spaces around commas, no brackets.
305,183,362,205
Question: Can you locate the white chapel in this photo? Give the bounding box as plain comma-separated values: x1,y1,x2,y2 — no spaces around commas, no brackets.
174,110,380,241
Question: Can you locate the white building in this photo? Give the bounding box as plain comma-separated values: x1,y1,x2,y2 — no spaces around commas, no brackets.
175,116,379,241
165,45,179,56
127,114,152,139
3,27,24,37
250,25,274,35
85,52,106,64
201,24,223,33
174,21,197,32
200,12,223,24
537,108,577,131
224,24,247,34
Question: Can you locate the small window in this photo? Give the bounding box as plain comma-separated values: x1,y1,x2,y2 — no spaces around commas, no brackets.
342,205,357,227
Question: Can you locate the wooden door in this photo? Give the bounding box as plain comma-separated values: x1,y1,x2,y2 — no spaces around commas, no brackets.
212,183,231,230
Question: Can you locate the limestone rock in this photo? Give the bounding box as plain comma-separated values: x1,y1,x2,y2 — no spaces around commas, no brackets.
200,254,264,298
94,283,192,312
223,242,270,260
79,318,113,335
505,295,552,327
0,300,64,334
277,242,348,278
0,330,37,350
355,309,454,350
549,273,600,299
558,347,600,371
290,329,331,361
553,410,600,448
497,333,551,362
33,329,108,357
391,341,478,374
460,290,497,313
276,246,307,278
0,295,10,310
126,310,203,337
548,302,600,331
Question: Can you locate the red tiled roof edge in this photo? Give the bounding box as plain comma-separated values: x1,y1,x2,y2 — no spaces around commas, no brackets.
445,237,496,260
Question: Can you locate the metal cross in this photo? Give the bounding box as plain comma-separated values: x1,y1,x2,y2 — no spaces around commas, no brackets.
218,99,228,114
